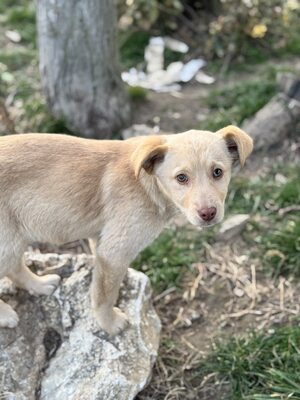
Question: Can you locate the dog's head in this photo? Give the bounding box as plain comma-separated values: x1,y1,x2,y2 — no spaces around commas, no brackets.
131,126,253,228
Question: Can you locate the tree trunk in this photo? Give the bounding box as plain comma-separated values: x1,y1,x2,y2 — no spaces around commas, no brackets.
37,0,131,138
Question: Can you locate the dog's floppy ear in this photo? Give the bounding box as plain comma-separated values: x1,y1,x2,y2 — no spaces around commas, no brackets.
216,125,253,166
131,136,168,178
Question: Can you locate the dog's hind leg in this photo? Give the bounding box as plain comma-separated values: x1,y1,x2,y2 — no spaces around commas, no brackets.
1,234,61,296
8,259,61,296
0,229,60,327
0,240,23,328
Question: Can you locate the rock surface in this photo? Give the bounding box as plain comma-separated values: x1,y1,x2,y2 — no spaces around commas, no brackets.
242,93,300,152
217,214,250,241
0,253,161,400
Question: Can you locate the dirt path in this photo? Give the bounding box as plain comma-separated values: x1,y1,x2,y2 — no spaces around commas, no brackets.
132,84,211,133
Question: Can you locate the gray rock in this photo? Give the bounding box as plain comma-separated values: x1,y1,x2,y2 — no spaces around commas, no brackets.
0,253,161,400
277,73,300,100
242,93,300,152
217,214,250,241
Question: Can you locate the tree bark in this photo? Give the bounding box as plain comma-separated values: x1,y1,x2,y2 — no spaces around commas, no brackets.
37,0,131,138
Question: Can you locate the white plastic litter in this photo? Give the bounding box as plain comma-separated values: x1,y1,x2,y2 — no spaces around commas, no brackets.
122,36,215,92
122,36,214,92
163,37,189,53
195,70,216,85
180,59,206,82
145,37,165,74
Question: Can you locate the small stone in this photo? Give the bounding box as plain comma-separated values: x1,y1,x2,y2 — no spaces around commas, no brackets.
217,214,250,241
275,173,288,184
5,30,21,43
233,287,244,297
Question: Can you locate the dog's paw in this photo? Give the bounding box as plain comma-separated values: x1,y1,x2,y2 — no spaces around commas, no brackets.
0,301,19,328
96,307,129,336
29,274,61,296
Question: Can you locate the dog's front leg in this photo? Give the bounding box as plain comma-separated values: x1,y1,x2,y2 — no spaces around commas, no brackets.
89,210,163,336
90,238,129,335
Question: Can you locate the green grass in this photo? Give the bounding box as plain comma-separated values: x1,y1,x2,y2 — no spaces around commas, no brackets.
127,85,148,101
227,165,299,215
120,31,151,69
226,164,300,277
0,0,23,14
196,326,300,400
3,2,36,45
0,49,36,71
132,227,215,292
260,217,300,278
200,70,277,131
24,98,71,133
132,228,197,292
164,47,184,68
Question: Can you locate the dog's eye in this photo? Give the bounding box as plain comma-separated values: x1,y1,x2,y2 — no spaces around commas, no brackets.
213,168,223,179
176,173,189,184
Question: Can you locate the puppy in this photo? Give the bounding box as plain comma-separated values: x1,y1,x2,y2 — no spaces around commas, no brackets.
0,125,253,334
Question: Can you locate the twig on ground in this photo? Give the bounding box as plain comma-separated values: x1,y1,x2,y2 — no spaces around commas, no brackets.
154,287,176,303
279,276,285,311
278,205,300,216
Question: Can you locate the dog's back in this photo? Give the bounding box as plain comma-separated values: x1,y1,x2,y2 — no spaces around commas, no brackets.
0,134,127,243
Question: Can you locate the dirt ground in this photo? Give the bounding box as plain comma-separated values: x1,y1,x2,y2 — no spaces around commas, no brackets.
132,84,211,133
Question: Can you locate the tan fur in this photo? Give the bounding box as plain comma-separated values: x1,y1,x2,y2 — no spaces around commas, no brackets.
216,125,253,166
0,126,253,334
131,136,168,177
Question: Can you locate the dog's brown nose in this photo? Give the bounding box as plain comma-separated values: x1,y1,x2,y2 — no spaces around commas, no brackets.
198,207,216,222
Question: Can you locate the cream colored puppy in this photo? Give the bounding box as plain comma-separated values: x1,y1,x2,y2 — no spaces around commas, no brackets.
0,125,253,334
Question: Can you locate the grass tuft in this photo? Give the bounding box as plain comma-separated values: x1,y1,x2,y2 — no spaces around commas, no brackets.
200,70,277,131
226,165,300,277
127,85,148,101
132,227,215,292
132,229,196,292
24,98,72,134
196,326,300,400
0,50,35,71
120,31,150,69
4,3,36,45
261,217,300,278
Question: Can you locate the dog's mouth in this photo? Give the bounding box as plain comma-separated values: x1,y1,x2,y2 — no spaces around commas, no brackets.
185,213,221,228
198,218,220,228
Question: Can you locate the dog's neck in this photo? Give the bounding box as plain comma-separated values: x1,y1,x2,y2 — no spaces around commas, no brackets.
139,171,177,220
